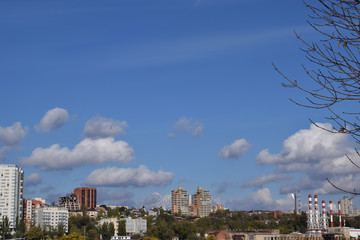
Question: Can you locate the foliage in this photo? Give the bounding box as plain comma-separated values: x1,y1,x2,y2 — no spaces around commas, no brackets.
26,225,44,240
118,220,126,236
14,216,26,238
61,232,86,240
0,216,11,240
99,222,115,240
144,210,309,240
68,214,98,237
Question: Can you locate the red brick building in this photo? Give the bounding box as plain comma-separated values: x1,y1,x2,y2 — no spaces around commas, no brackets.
23,199,44,230
74,187,97,210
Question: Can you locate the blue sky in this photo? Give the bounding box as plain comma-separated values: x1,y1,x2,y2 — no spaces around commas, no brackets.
1,0,357,211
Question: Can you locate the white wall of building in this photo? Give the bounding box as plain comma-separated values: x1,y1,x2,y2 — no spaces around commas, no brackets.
0,164,24,229
34,207,69,232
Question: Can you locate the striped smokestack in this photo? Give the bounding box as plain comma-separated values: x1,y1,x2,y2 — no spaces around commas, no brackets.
338,201,342,227
322,200,326,230
330,201,333,227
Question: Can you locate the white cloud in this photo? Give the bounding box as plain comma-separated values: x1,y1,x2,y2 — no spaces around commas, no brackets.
254,123,360,195
242,174,292,188
25,173,42,186
226,188,294,211
173,117,204,136
0,122,28,146
21,137,134,171
257,123,350,165
218,139,250,159
84,165,174,187
0,122,28,161
35,107,69,132
83,116,128,138
140,193,171,209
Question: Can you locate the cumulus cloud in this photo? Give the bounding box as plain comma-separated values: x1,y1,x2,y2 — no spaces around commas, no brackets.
140,193,171,209
0,122,28,146
0,122,28,161
254,123,359,195
21,137,134,171
83,116,128,138
35,107,69,132
25,173,42,186
218,139,250,159
242,174,293,188
226,188,294,211
172,117,204,137
257,123,350,165
84,165,174,187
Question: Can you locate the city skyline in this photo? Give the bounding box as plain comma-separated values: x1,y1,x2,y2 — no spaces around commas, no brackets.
1,1,358,211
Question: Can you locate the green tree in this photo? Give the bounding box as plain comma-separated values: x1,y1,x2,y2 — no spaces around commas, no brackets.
14,216,26,238
0,216,11,240
26,225,44,240
57,222,67,237
118,220,126,236
100,222,114,240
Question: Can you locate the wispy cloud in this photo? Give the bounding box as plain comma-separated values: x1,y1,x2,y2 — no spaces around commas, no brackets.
169,117,204,138
242,174,292,188
25,173,42,187
218,139,250,159
105,26,309,68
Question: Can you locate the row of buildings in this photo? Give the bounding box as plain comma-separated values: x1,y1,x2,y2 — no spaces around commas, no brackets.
0,164,148,236
171,186,212,217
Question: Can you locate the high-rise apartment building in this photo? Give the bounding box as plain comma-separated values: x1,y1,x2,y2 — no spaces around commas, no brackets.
74,187,97,210
340,196,354,216
0,164,24,229
190,186,211,217
171,186,211,217
24,198,45,230
171,186,189,215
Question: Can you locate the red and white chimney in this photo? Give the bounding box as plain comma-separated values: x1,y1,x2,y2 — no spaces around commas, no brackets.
330,201,333,227
338,201,342,227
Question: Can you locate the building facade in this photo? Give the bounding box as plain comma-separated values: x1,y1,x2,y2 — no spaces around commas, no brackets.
191,186,211,217
121,218,147,236
59,193,81,212
34,207,69,232
171,186,189,215
24,199,44,230
340,196,354,217
74,187,97,210
0,164,24,229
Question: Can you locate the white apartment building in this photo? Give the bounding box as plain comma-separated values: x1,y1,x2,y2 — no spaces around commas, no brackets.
0,164,24,229
34,207,69,232
120,218,147,235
